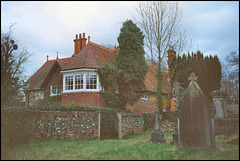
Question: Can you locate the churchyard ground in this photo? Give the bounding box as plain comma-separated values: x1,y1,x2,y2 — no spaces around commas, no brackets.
6,130,239,160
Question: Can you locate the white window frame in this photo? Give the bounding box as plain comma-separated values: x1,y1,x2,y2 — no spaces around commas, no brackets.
50,85,62,96
141,93,148,100
62,69,101,93
35,91,44,99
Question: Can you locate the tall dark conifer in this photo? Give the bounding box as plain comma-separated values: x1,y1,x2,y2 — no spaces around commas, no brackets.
170,51,222,102
116,19,149,109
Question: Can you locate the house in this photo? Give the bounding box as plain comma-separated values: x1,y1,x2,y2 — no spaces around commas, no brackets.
23,33,176,114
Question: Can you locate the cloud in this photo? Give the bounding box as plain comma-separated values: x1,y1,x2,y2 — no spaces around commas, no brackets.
1,1,239,76
180,1,239,62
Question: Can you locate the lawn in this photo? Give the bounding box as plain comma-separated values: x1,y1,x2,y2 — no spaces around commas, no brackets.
6,131,239,160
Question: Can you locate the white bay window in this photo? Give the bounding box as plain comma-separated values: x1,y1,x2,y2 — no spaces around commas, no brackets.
62,69,101,93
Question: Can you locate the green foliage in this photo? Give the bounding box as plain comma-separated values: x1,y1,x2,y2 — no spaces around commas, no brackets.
97,64,124,108
170,51,222,102
97,19,149,110
97,64,118,91
116,20,148,85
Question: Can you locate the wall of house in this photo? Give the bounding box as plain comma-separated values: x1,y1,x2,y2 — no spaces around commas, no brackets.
27,90,44,106
126,99,158,114
126,94,175,114
43,64,62,100
62,92,106,107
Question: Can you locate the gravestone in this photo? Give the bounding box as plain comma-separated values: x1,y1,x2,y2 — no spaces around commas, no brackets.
211,90,233,135
172,82,185,106
150,110,166,143
177,73,216,150
171,82,185,144
211,90,228,119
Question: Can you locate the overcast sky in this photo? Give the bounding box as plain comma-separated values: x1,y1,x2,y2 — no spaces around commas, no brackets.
1,1,239,78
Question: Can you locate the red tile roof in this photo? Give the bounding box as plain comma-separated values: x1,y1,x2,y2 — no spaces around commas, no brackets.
25,41,171,94
25,57,73,90
62,42,117,71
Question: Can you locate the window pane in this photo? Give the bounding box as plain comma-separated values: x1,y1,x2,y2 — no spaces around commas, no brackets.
86,74,97,89
50,85,62,95
65,76,73,90
75,75,83,89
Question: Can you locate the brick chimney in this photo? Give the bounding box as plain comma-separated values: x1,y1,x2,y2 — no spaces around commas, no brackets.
167,49,176,75
73,33,87,54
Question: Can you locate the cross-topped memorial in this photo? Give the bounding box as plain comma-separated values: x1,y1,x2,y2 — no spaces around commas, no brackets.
188,72,198,82
177,73,216,150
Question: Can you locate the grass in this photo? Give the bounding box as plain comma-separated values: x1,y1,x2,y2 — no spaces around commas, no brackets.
5,131,239,160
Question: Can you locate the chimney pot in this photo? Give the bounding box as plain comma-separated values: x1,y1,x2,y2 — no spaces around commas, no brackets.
75,34,78,40
88,35,90,43
167,49,176,76
83,33,85,38
79,33,82,39
114,45,116,50
47,55,49,61
56,52,59,60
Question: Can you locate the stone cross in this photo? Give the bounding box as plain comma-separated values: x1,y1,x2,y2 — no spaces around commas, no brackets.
188,72,198,82
172,82,185,107
150,110,166,143
153,110,162,131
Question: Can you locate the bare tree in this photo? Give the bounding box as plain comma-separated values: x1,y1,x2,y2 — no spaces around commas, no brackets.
221,51,239,103
226,50,239,76
100,43,114,50
134,1,187,67
1,24,31,106
134,1,187,113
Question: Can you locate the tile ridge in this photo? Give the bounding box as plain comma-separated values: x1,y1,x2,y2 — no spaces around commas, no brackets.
88,41,114,53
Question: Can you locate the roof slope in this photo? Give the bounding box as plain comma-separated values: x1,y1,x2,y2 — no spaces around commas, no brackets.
25,41,171,94
61,42,118,71
25,57,73,90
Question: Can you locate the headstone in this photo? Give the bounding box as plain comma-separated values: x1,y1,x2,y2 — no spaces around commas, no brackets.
171,82,185,145
211,90,228,119
150,110,166,143
172,82,185,106
177,73,216,150
211,90,233,135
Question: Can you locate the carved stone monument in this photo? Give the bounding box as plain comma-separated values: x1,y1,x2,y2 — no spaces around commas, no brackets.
211,90,228,119
177,73,216,150
211,90,233,135
171,82,185,145
150,110,166,143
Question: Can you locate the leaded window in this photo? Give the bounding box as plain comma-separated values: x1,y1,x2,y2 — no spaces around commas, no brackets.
65,76,73,90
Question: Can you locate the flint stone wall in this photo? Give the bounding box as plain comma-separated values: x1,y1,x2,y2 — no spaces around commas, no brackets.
35,110,100,140
120,113,144,137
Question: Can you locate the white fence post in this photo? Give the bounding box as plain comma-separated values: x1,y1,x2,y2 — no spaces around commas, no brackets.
117,113,122,140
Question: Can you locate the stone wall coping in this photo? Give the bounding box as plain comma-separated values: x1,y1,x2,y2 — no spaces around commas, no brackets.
24,109,102,113
120,113,143,117
211,90,227,98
